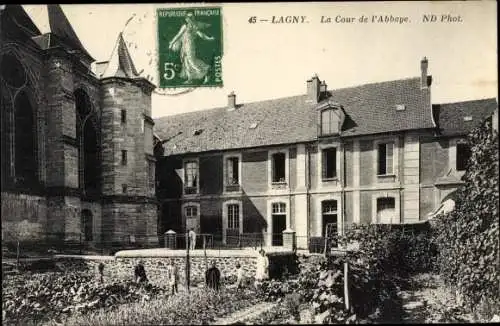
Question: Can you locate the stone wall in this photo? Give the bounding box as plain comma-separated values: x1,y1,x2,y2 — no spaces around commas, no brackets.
1,192,47,240
52,250,297,286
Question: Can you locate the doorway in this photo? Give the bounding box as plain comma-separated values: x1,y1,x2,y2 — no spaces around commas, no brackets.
322,200,338,247
271,202,286,246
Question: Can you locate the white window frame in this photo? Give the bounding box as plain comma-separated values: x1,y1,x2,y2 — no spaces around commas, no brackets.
182,202,200,233
222,200,243,244
182,158,200,196
373,137,399,180
266,197,291,246
268,148,289,187
371,192,400,224
223,152,242,193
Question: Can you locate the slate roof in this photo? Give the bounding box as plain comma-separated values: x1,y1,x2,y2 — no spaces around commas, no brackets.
434,98,498,136
2,5,41,37
154,77,437,155
99,33,140,79
3,5,94,62
47,5,94,61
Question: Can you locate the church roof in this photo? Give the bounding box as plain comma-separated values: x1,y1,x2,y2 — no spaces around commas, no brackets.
99,33,140,79
154,77,437,156
46,5,94,61
1,5,41,37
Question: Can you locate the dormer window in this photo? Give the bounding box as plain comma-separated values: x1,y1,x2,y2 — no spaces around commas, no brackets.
318,100,345,136
321,109,341,135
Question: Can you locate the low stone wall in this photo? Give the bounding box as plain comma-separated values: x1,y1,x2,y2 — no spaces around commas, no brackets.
51,248,298,287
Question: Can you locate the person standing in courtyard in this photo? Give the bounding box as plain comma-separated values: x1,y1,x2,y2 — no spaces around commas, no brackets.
134,260,148,284
167,259,179,295
254,249,269,289
97,262,105,283
205,260,221,292
188,228,197,250
235,262,245,289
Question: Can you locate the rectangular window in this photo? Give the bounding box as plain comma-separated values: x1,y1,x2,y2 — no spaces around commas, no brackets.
456,143,471,171
148,161,155,191
184,161,198,194
121,150,127,165
227,204,239,229
121,109,127,124
226,157,239,185
377,143,394,175
272,153,286,183
272,202,286,214
185,206,198,218
322,147,337,180
122,183,128,193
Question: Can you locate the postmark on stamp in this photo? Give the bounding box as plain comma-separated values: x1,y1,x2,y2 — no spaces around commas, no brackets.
157,7,223,88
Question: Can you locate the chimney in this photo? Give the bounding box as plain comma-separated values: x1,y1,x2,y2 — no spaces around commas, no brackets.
421,57,428,89
228,91,236,110
307,74,321,103
320,80,327,96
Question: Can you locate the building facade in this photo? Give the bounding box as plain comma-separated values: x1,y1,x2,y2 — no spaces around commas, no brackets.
1,5,158,246
154,58,497,248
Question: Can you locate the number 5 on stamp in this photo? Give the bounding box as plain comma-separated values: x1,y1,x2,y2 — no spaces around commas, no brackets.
157,7,223,88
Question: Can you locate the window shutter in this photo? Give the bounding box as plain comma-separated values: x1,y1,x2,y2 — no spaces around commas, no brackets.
332,148,337,177
227,158,232,184
321,150,327,179
386,143,393,174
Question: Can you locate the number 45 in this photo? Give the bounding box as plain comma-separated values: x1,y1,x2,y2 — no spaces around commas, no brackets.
163,62,175,80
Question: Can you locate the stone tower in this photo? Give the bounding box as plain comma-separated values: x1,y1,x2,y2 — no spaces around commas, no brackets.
96,33,158,245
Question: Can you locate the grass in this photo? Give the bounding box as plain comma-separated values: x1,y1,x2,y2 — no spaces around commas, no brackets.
42,286,261,326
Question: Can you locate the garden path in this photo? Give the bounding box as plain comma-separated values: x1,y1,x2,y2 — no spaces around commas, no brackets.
210,301,278,325
397,273,473,323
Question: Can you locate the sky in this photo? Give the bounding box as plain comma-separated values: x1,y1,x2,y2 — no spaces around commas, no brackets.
23,2,497,119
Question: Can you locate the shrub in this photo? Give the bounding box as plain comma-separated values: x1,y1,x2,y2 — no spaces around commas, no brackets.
432,120,499,315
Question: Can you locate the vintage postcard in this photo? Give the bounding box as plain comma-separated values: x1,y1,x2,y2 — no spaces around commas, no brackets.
1,1,498,325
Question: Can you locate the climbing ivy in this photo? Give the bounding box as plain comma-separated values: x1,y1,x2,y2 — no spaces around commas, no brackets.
432,120,499,315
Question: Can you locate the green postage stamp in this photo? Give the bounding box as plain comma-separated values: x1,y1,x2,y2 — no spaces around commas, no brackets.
157,7,223,88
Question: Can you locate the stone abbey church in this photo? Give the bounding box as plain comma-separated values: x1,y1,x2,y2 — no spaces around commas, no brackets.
1,5,498,249
1,5,158,246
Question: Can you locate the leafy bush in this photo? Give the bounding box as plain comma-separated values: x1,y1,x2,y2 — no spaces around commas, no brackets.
2,272,167,325
47,287,261,326
432,120,499,315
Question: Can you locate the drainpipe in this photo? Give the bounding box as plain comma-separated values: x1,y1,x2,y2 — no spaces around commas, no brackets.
306,144,311,248
342,138,346,239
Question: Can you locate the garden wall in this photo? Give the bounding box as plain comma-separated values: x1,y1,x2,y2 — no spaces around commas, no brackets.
51,249,297,286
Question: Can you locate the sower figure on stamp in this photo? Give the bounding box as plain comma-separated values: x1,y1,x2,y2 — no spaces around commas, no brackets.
134,260,148,284
205,260,221,292
167,259,179,295
168,12,215,84
188,228,196,250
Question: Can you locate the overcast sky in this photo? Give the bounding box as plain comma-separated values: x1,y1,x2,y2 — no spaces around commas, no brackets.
24,2,497,118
